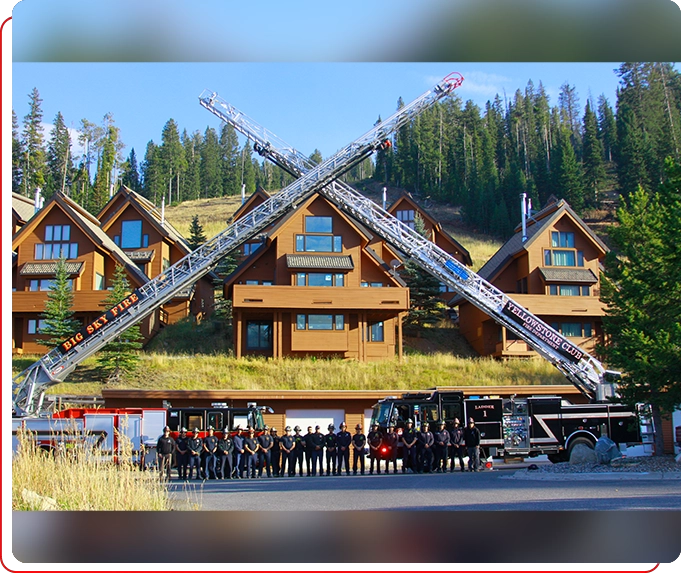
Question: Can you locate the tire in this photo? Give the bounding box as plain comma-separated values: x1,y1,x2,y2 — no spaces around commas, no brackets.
567,437,595,457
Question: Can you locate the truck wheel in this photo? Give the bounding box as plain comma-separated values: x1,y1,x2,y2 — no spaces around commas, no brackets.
567,437,595,458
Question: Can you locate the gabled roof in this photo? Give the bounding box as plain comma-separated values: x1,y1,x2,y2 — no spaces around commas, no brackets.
98,185,191,253
230,188,272,223
12,192,148,288
386,191,472,266
451,199,608,308
12,192,37,226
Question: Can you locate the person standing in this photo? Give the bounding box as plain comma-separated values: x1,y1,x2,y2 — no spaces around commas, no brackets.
187,428,203,480
449,418,466,472
401,419,418,473
258,426,274,478
433,420,450,473
324,424,338,476
351,424,367,475
243,427,260,478
293,426,305,476
383,424,399,474
156,426,175,481
203,426,219,479
270,427,281,477
303,426,315,476
232,426,245,479
279,426,295,477
336,422,352,475
310,425,325,476
418,422,435,473
218,428,234,479
464,417,482,472
367,423,383,475
174,427,189,481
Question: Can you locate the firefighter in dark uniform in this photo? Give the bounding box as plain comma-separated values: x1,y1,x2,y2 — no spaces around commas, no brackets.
174,427,189,480
303,426,314,476
351,424,367,475
434,420,450,473
232,426,245,479
418,422,435,473
401,419,418,473
203,426,219,479
336,422,352,475
367,423,383,474
310,425,325,476
293,426,305,476
244,427,260,478
187,428,203,480
258,426,273,478
449,417,466,472
383,423,399,474
218,427,234,479
270,427,281,477
464,417,482,472
279,426,295,477
324,424,338,476
156,426,175,481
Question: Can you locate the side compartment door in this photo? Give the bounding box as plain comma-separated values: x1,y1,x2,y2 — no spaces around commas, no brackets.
528,398,562,448
84,414,115,460
464,398,503,448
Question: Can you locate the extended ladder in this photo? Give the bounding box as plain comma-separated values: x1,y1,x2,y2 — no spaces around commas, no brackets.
200,87,617,402
12,73,464,417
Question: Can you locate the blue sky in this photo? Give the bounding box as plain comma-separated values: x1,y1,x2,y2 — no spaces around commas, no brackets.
12,62,628,166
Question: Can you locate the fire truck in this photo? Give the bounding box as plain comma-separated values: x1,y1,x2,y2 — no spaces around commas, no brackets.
12,72,649,467
370,390,647,465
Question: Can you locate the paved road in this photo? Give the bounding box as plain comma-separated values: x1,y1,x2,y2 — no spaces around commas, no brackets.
169,468,681,511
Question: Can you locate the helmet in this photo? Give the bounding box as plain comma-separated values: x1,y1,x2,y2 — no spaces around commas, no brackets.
315,425,320,430
439,420,446,426
180,427,187,433
328,424,335,430
285,426,292,432
294,425,301,432
193,428,200,433
406,418,414,424
355,424,362,430
163,426,170,432
224,428,230,434
340,422,347,428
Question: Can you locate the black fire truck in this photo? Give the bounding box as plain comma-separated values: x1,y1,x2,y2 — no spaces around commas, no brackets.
370,390,645,464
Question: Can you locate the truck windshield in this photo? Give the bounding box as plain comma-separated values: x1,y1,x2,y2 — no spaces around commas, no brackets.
371,403,392,427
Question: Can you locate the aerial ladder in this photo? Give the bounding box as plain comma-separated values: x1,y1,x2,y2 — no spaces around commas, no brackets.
11,73,464,418
199,84,619,403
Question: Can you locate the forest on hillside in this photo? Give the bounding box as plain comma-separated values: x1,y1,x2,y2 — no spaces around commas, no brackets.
13,63,681,238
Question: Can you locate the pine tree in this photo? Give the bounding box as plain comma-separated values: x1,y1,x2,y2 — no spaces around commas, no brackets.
187,214,207,251
200,127,222,198
159,118,186,204
120,148,141,191
182,130,202,201
400,214,444,332
39,257,81,348
141,140,163,203
21,87,47,198
12,109,24,194
582,100,606,208
554,126,585,213
597,95,617,163
91,124,118,212
97,265,143,383
45,112,73,199
600,158,681,456
220,124,240,196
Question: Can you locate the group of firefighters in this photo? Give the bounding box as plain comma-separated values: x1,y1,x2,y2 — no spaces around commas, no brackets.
155,417,484,481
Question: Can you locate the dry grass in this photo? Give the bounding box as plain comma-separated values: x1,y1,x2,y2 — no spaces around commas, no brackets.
447,230,503,272
164,195,245,239
12,427,173,511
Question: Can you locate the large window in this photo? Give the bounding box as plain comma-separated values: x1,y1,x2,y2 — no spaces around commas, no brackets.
27,319,47,334
296,273,344,287
549,284,590,296
296,314,345,331
35,225,78,260
243,242,262,256
29,278,73,291
544,249,584,267
550,322,592,338
551,231,575,248
295,234,342,253
119,220,150,249
396,210,415,229
305,216,333,234
367,321,384,342
246,321,272,350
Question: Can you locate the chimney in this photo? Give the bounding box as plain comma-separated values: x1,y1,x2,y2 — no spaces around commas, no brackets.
520,192,528,242
382,187,387,210
241,183,246,205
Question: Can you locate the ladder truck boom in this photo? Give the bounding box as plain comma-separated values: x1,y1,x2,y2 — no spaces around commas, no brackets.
199,85,617,403
12,73,463,418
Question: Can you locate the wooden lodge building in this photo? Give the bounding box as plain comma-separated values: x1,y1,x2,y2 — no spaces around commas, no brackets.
454,197,609,360
11,187,213,355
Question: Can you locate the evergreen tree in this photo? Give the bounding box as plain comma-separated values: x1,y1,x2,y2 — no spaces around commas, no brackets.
187,214,207,251
182,130,203,201
600,158,681,456
39,257,81,348
91,123,119,212
615,101,650,199
12,109,24,194
554,126,585,213
400,214,445,331
21,87,47,198
582,100,606,208
240,143,257,197
97,265,143,383
219,124,240,196
558,82,581,149
159,118,186,204
141,140,163,203
597,95,618,163
200,127,222,197
45,112,73,199
120,148,141,191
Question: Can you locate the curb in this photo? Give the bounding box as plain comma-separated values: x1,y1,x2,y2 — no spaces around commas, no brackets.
501,470,681,481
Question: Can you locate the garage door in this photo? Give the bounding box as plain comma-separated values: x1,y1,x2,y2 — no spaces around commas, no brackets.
284,409,345,433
